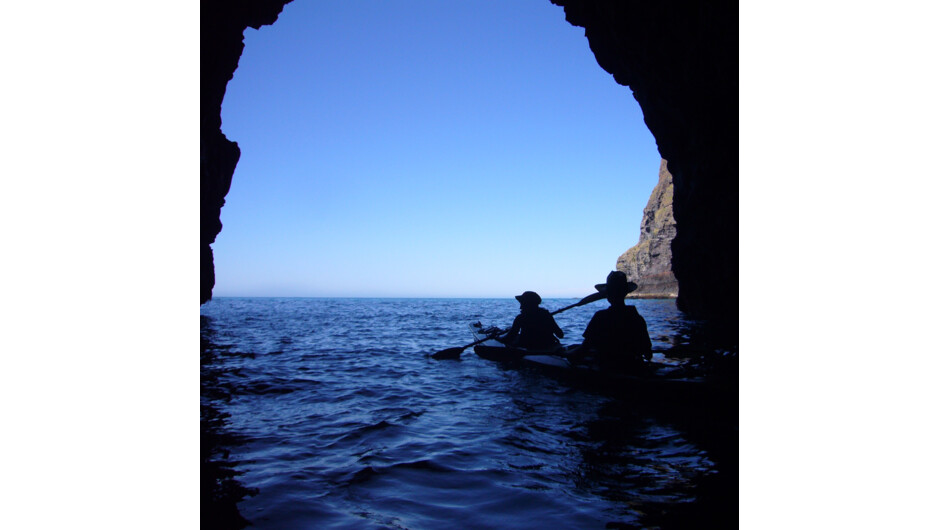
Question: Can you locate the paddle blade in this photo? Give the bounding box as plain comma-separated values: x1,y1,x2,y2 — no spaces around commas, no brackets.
431,347,464,360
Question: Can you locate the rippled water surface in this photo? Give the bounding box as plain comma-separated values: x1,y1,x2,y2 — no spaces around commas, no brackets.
201,298,736,529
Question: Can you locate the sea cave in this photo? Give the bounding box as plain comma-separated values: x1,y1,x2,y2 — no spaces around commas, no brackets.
200,0,738,343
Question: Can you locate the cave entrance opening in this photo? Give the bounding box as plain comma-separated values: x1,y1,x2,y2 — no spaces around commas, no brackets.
213,1,662,299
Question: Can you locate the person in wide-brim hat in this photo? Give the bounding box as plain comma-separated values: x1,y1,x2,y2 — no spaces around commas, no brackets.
572,271,651,373
515,290,542,306
594,270,638,298
501,290,564,350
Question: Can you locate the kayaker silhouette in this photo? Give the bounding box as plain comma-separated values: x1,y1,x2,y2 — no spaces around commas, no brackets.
498,291,564,351
572,271,652,372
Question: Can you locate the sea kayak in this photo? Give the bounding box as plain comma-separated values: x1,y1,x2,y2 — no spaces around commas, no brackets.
469,322,714,401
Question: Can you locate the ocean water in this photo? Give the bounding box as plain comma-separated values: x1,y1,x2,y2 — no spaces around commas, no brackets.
201,297,736,529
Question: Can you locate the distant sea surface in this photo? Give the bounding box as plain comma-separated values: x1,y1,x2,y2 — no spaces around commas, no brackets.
201,297,736,529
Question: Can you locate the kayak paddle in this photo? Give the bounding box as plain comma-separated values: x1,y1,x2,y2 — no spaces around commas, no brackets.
429,290,607,360
549,290,606,315
430,329,507,360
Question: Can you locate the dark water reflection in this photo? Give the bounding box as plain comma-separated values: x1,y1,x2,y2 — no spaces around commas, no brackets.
201,298,736,529
201,316,258,529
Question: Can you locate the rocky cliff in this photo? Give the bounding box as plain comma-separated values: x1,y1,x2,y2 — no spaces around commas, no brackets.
617,160,678,298
200,0,737,339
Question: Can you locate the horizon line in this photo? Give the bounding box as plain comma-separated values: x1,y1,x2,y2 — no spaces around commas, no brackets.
205,295,588,300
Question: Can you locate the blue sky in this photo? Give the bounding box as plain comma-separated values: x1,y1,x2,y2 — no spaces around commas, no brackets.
215,0,661,298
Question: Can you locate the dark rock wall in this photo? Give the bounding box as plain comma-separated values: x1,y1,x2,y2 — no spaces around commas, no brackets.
201,0,293,304
617,159,678,298
551,1,738,331
200,0,738,336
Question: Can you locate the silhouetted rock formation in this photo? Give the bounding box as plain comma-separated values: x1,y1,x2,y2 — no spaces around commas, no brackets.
617,160,678,298
201,0,293,304
551,1,738,334
200,0,738,338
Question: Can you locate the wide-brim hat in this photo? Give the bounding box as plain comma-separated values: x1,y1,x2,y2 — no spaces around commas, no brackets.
515,291,542,305
595,271,638,295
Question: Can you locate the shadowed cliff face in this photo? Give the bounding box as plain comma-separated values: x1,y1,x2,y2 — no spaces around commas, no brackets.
201,0,293,304
550,0,738,334
200,0,737,337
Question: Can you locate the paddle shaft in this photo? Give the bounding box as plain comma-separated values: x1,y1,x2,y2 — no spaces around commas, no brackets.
430,329,506,359
549,291,606,315
456,328,508,351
